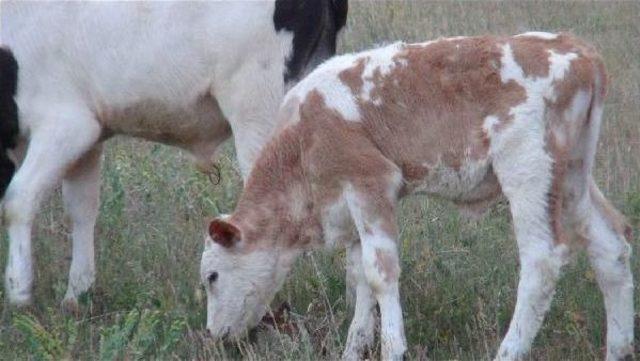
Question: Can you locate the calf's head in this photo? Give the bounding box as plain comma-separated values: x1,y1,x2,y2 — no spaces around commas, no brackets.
200,218,298,339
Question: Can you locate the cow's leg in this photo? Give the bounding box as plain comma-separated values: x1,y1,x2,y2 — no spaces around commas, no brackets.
345,172,405,361
493,143,569,360
581,180,634,360
61,144,103,313
342,242,377,361
4,106,101,306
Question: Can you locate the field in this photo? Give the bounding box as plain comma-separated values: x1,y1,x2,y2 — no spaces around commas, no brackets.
1,1,639,360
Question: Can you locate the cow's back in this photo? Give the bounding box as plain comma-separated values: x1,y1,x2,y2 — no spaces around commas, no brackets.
2,2,285,111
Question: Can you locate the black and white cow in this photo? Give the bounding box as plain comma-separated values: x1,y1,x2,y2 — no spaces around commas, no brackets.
0,0,348,310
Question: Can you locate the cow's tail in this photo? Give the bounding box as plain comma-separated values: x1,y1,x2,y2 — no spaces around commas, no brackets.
0,47,19,199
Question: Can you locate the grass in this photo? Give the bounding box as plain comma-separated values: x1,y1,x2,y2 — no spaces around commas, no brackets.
1,1,639,360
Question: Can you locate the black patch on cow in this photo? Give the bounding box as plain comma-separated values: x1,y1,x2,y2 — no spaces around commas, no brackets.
274,0,348,84
0,47,19,198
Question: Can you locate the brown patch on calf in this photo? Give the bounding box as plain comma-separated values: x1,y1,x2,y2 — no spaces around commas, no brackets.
338,37,527,183
374,248,399,282
510,37,552,77
338,57,367,95
546,131,569,244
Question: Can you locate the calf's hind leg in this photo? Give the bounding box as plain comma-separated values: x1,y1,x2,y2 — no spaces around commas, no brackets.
61,144,103,313
582,180,634,360
3,105,101,306
493,143,569,360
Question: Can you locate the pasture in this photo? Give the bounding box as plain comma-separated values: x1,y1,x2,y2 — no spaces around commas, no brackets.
1,1,639,360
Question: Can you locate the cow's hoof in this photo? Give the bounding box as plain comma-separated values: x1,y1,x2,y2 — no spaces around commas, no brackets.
7,287,33,308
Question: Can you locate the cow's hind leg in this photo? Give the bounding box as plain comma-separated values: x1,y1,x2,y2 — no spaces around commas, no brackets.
61,144,103,313
3,105,101,306
493,142,569,360
579,180,634,360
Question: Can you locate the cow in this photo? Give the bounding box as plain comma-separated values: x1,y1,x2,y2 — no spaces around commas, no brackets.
200,32,634,360
0,0,348,311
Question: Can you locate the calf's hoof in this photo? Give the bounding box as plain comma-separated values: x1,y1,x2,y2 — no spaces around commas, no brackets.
605,343,635,361
61,297,81,317
341,349,369,361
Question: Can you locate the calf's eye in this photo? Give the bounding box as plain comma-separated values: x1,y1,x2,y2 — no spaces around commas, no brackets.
208,272,219,284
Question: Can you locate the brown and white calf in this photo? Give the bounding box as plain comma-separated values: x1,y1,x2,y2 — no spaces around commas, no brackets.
201,32,634,360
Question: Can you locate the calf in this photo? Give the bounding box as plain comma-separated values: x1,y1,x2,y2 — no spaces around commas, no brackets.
0,0,347,309
201,32,634,360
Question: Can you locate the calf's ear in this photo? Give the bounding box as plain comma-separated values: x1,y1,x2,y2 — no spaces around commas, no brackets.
208,219,241,248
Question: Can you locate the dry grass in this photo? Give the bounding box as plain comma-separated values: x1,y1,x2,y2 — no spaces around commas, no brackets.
1,1,639,360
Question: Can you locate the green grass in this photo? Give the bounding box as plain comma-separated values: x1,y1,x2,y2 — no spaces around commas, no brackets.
1,1,639,360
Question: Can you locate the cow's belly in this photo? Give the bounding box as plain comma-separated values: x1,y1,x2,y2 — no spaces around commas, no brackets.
98,93,231,169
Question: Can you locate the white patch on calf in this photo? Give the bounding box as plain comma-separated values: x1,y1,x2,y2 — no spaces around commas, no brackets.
445,36,469,41
499,44,576,89
482,115,501,139
414,36,467,49
275,95,301,129
564,90,591,124
514,31,559,40
546,51,579,100
285,183,308,221
359,42,407,105
489,44,578,155
286,54,362,122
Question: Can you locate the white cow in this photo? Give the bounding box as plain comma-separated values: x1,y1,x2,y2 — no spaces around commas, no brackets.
0,0,348,310
201,33,634,360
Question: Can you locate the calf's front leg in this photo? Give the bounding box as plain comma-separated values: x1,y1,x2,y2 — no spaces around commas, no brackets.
343,242,377,361
361,233,405,361
345,178,406,361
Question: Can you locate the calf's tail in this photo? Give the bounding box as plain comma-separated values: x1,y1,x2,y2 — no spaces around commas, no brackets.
0,47,19,199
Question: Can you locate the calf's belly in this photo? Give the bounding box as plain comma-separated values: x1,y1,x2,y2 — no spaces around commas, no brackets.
408,159,502,212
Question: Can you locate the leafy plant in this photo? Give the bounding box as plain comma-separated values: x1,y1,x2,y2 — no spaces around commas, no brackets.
13,312,75,361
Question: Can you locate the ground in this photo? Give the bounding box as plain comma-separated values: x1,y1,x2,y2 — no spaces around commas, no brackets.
1,1,639,360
